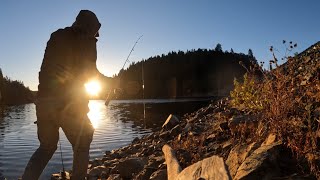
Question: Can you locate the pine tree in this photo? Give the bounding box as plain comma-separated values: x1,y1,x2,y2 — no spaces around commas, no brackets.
214,43,223,52
248,49,254,57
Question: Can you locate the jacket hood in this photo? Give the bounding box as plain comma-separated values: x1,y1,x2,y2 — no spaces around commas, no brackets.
72,10,101,37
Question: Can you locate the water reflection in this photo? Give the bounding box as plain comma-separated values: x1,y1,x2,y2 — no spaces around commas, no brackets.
87,101,105,129
0,99,211,179
109,99,212,129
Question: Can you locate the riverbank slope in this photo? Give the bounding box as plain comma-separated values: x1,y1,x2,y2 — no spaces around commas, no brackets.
52,42,320,179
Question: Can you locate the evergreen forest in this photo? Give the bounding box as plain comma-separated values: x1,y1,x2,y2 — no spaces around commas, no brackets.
0,69,35,105
111,47,258,99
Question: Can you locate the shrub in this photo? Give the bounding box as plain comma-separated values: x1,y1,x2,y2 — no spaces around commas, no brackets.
230,73,266,112
230,41,320,178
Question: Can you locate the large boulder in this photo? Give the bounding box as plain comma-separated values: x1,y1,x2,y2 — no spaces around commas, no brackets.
176,156,231,180
226,142,259,178
162,144,182,180
234,142,282,180
163,144,231,180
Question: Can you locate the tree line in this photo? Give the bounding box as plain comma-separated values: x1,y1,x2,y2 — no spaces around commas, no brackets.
0,68,35,105
111,44,259,99
0,44,259,103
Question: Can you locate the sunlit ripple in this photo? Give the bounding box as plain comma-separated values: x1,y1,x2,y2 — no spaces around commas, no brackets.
87,100,105,129
0,100,156,179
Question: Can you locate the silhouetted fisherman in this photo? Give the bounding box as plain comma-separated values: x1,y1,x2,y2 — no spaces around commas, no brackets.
22,10,109,180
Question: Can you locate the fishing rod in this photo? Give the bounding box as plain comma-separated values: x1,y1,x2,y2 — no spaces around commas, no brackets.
121,35,143,70
124,35,146,123
142,60,146,126
105,35,143,105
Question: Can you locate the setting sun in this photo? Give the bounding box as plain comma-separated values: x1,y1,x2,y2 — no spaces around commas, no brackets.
85,80,101,96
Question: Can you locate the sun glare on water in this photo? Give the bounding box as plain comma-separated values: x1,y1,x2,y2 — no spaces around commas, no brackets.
88,101,104,129
85,80,101,96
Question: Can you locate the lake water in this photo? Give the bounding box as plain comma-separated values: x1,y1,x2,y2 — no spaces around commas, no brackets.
0,99,210,180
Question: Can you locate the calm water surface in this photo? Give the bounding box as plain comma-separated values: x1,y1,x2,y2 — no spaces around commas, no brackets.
0,99,210,180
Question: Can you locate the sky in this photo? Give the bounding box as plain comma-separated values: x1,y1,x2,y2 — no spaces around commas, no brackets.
1,1,319,91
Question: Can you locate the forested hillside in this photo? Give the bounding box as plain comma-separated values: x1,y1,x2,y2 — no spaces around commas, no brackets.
113,47,259,99
0,69,35,105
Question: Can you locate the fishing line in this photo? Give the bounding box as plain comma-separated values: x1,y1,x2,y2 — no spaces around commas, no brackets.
142,60,146,127
33,120,66,177
121,35,143,70
105,35,143,106
58,134,66,178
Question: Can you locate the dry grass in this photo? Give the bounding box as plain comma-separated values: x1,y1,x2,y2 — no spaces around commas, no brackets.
230,43,320,177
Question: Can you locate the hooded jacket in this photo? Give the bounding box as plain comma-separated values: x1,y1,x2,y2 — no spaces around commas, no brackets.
38,10,103,100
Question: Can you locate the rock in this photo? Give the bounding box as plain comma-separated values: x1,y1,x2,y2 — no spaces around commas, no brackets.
109,151,122,159
141,146,156,156
103,160,114,167
119,145,140,155
313,107,320,118
261,133,278,146
222,140,232,150
51,173,60,180
188,131,199,136
300,80,307,85
207,142,221,153
159,130,171,140
228,115,246,129
162,144,182,180
177,133,182,141
234,142,282,180
51,171,70,180
132,137,140,143
102,156,113,162
183,122,192,132
226,142,258,178
114,157,148,178
204,133,216,145
176,148,192,165
162,114,180,129
176,156,231,180
135,167,157,180
219,121,229,131
105,150,111,155
193,124,204,134
163,144,231,180
88,166,110,178
91,158,104,167
228,115,259,134
304,56,311,62
148,155,165,169
107,174,121,180
118,150,130,158
170,125,182,137
149,169,168,180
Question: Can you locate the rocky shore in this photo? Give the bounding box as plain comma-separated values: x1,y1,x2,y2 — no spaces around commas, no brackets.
52,98,315,180
52,42,320,180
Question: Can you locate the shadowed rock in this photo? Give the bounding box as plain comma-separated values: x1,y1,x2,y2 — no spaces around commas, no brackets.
162,114,180,130
234,142,282,180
